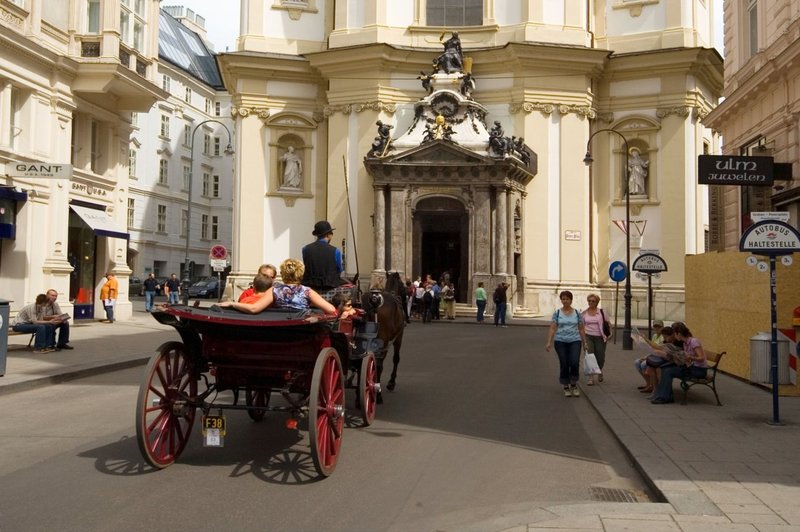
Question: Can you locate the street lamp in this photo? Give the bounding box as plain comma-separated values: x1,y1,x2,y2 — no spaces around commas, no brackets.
584,128,633,350
182,119,234,305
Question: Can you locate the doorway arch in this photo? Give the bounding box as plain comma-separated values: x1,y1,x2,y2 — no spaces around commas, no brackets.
413,196,468,300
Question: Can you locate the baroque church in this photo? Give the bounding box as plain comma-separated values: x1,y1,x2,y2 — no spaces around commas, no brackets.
218,0,722,319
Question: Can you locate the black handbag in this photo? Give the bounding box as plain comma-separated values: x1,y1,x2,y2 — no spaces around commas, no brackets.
600,309,611,336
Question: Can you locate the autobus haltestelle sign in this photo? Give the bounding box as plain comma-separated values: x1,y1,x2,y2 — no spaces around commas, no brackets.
698,155,773,186
739,221,800,256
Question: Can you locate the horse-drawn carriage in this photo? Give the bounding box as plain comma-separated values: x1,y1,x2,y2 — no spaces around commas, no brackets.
135,304,383,477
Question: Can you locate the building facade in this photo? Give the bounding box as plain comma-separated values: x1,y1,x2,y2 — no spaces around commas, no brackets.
0,0,165,320
127,6,234,284
219,0,722,319
704,0,800,246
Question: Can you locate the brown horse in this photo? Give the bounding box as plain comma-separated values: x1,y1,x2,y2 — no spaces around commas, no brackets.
363,272,406,399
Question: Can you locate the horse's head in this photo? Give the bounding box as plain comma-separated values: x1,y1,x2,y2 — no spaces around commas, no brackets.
364,290,385,320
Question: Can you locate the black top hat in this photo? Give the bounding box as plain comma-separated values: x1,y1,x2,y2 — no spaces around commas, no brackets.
312,221,335,236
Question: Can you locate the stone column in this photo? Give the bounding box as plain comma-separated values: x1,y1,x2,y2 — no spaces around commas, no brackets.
389,186,407,277
373,186,386,272
507,190,515,275
473,186,491,274
494,186,507,275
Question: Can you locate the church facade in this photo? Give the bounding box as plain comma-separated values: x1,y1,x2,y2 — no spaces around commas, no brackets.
218,0,722,319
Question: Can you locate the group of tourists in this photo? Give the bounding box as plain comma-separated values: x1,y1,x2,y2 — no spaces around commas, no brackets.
544,289,707,403
221,220,346,317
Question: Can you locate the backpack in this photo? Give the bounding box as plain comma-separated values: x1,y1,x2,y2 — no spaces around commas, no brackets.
423,291,433,303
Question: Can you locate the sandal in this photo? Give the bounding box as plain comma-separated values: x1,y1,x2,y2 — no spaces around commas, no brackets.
587,377,594,385
639,387,653,393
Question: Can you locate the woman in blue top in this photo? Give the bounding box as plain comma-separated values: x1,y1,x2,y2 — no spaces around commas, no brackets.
545,290,586,397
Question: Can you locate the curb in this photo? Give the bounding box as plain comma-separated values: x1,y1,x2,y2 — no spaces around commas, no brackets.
0,356,150,397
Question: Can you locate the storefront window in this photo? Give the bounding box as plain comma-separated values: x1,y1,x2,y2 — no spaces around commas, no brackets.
68,210,96,318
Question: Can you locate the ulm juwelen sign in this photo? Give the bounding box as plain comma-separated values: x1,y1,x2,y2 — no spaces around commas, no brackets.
698,155,773,186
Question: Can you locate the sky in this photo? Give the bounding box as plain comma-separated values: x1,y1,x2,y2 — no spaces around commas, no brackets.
169,0,724,56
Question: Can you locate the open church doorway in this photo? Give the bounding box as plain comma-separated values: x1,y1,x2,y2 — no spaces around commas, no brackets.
413,197,468,301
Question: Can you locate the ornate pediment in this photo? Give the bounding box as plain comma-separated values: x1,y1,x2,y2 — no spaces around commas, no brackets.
387,140,491,166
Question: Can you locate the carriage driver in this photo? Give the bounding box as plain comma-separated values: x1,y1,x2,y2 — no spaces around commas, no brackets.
302,221,348,292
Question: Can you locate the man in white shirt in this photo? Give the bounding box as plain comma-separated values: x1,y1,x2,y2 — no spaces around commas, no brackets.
42,289,73,350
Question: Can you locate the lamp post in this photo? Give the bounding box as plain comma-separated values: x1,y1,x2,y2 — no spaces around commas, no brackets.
584,128,633,350
182,119,234,305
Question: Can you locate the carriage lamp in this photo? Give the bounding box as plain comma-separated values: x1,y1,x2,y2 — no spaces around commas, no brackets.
584,128,633,350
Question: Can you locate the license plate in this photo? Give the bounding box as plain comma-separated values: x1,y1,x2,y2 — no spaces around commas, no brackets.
202,414,226,447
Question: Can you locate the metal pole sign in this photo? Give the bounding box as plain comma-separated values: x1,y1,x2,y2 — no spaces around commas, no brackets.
740,220,800,425
609,261,627,344
632,253,668,340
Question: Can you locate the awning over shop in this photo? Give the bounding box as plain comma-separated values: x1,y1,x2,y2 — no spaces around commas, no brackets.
0,186,27,202
0,186,26,239
70,204,129,240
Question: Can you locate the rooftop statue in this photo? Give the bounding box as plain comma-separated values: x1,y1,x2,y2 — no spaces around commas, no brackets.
369,120,394,158
433,31,464,74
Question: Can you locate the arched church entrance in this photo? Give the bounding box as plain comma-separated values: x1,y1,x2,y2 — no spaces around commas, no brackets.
413,197,468,301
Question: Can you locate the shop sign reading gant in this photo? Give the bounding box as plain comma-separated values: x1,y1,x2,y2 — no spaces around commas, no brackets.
698,155,773,186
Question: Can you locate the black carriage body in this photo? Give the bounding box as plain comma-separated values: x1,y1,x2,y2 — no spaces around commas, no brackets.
152,306,346,391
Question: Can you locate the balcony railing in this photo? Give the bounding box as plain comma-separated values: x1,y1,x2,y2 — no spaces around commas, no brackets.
76,36,149,79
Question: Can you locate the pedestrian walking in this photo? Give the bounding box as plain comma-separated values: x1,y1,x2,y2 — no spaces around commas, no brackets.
545,290,586,397
100,272,118,323
143,273,158,312
474,281,487,322
165,273,181,305
442,282,456,319
581,293,611,385
492,282,508,327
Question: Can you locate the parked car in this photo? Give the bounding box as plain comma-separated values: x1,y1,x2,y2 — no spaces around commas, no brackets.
187,278,220,299
128,276,143,296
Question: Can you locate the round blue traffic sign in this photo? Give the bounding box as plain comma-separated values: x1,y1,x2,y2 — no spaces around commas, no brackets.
609,261,627,283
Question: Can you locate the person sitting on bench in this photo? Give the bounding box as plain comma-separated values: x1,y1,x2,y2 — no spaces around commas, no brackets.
12,294,56,354
42,289,73,350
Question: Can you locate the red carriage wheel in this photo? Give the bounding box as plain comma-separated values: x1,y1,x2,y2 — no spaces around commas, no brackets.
359,353,378,426
245,388,270,422
308,347,345,477
135,341,198,469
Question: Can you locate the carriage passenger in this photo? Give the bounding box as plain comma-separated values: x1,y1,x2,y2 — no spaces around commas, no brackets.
220,258,337,316
238,274,273,304
238,264,276,302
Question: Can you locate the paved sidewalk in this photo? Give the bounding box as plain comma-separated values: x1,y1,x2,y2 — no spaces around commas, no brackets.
0,306,176,396
2,309,800,530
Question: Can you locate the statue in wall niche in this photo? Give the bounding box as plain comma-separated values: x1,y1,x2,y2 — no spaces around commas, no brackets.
433,31,464,74
627,147,649,196
280,145,302,188
369,120,394,157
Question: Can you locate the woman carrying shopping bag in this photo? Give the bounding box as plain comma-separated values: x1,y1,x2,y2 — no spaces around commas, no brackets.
581,293,612,385
545,290,586,397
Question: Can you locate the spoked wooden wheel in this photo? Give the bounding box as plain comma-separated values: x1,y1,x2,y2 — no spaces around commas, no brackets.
135,341,198,469
359,353,378,426
308,347,345,477
245,387,271,422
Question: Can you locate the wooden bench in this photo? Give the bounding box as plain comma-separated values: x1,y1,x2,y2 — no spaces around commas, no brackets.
680,350,725,406
8,328,35,348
